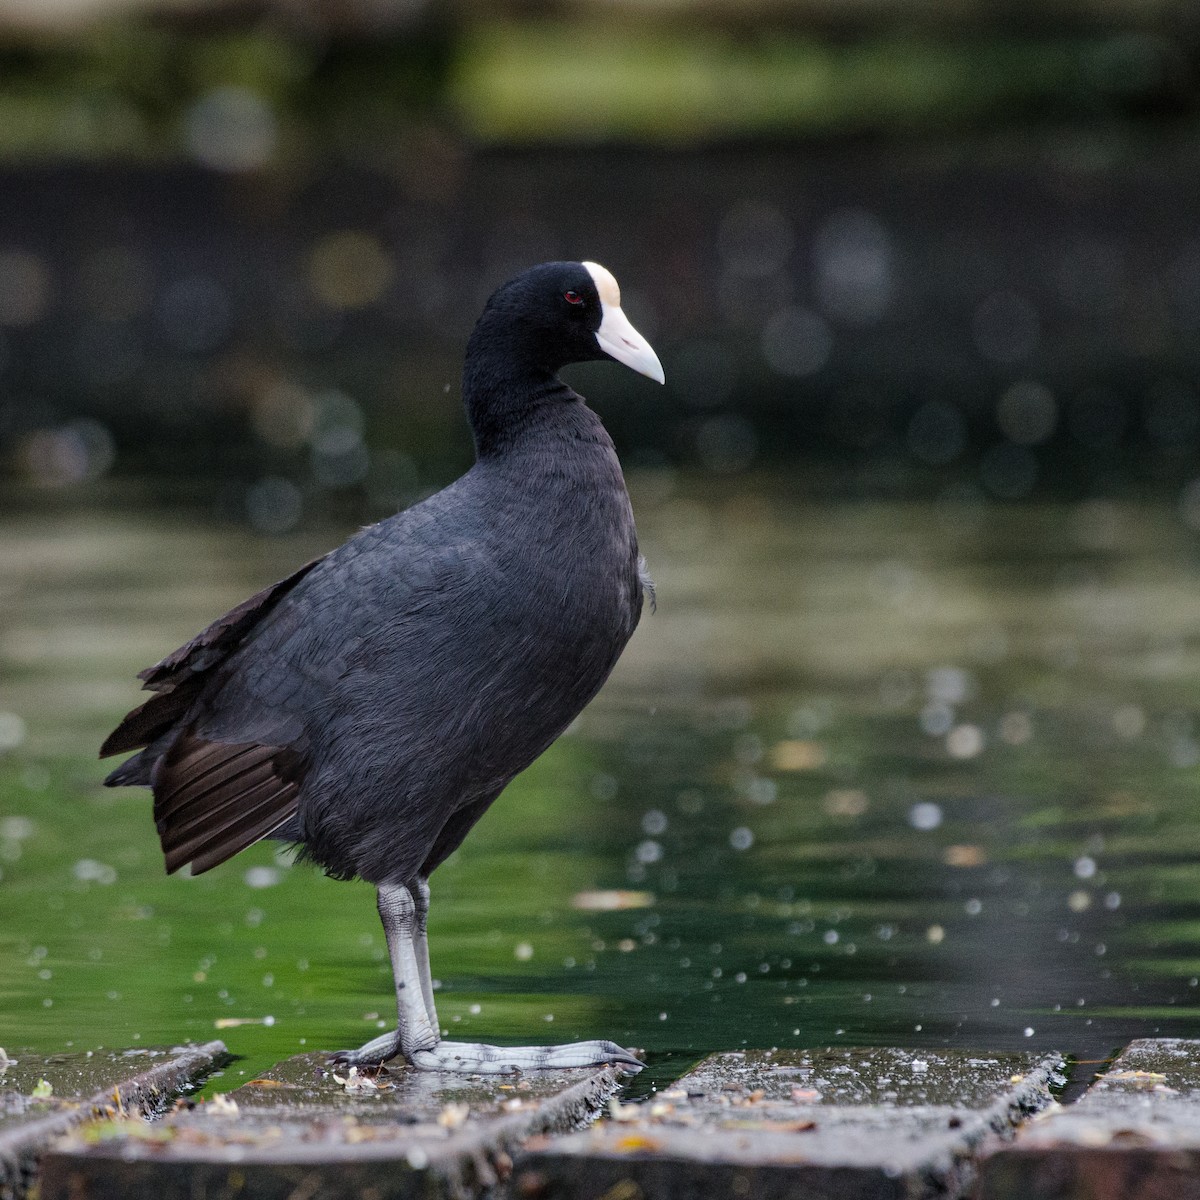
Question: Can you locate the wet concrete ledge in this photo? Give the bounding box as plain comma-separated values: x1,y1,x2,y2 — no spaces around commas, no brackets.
0,1040,226,1200
978,1039,1200,1200
511,1047,1065,1200
9,1041,1200,1200
37,1051,631,1200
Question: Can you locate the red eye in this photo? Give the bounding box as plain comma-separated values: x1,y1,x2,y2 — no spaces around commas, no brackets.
564,290,583,305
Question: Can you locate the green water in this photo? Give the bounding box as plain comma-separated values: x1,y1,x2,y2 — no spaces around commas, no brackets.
3,473,1200,1096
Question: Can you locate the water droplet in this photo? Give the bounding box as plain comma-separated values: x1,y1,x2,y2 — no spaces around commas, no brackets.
641,810,668,836
919,704,954,737
186,86,276,172
909,802,943,831
761,307,832,377
947,724,985,759
244,867,280,889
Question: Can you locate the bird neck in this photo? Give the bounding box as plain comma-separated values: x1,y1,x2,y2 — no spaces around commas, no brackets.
463,339,581,459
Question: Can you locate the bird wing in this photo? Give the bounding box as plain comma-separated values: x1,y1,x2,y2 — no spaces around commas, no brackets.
152,735,306,874
103,552,327,737
100,553,327,875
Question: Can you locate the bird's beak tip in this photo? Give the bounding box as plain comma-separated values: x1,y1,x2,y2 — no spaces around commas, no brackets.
595,305,664,386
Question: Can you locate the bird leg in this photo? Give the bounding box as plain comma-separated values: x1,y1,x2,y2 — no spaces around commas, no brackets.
328,882,439,1067
411,877,438,1028
331,880,642,1074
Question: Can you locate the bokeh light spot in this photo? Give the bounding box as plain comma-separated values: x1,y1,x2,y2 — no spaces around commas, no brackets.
308,231,394,311
996,380,1057,446
761,307,832,377
186,86,277,174
717,199,794,279
814,209,893,326
246,477,303,534
0,249,52,327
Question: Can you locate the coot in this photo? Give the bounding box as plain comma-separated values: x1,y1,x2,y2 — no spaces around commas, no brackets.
101,261,662,1073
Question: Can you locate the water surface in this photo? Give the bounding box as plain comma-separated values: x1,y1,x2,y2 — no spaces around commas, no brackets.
3,474,1200,1094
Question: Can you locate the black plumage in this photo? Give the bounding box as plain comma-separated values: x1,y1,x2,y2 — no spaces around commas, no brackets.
101,260,663,1073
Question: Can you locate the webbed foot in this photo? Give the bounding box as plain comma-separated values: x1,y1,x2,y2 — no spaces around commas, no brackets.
409,1039,642,1074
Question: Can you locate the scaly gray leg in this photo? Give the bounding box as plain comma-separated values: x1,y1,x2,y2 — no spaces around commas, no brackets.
331,881,642,1074
329,882,438,1067
411,877,438,1029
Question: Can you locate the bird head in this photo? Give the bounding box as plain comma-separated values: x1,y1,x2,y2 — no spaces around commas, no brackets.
474,261,665,385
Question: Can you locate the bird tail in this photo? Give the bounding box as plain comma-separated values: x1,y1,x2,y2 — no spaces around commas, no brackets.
104,749,154,787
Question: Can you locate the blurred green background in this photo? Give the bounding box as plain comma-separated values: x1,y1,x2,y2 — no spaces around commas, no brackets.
3,0,1200,1090
0,0,1198,504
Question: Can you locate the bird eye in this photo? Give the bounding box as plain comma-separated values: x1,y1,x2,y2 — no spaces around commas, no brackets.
564,290,583,305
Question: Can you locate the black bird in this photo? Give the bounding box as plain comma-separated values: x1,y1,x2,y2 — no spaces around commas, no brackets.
101,261,662,1074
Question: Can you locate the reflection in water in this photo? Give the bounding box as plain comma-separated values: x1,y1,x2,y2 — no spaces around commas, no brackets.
2,475,1200,1092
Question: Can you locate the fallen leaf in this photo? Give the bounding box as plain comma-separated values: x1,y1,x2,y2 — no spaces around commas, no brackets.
437,1102,470,1129
332,1066,389,1095
614,1133,663,1152
1105,1070,1167,1084
772,740,827,771
207,1093,239,1115
943,844,987,867
722,1117,818,1132
572,890,655,912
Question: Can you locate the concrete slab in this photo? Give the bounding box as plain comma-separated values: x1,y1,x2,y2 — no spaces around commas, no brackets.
510,1047,1064,1200
978,1039,1200,1200
39,1051,633,1200
0,1041,226,1200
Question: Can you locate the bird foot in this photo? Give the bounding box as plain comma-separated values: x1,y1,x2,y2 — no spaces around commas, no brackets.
409,1039,643,1074
328,1029,403,1068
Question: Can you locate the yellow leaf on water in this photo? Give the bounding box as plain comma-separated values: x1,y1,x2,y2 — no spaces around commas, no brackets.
943,845,987,867
771,740,827,771
571,890,654,911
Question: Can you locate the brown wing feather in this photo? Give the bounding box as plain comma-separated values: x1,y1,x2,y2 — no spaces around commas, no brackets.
159,758,279,832
187,798,300,876
163,783,295,874
155,737,303,875
154,744,266,818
